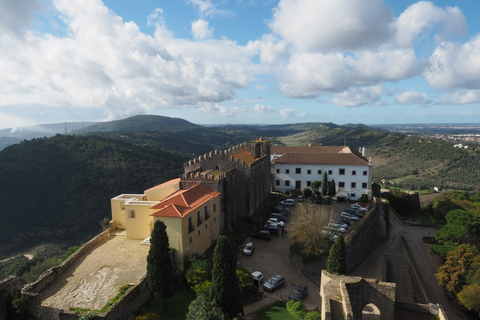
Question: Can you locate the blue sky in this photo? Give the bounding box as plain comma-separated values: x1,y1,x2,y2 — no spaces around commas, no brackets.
1,0,480,130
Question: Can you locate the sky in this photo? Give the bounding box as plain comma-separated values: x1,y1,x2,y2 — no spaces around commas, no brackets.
1,0,480,130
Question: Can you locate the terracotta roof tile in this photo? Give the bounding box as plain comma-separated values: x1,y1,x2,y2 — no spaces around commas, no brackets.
231,150,256,165
149,184,220,217
271,146,346,154
272,145,367,165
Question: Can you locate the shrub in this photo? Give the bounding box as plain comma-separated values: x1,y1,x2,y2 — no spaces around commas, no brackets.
304,312,321,320
135,312,159,320
286,300,307,319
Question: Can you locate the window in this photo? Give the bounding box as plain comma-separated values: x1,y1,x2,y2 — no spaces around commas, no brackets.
307,181,312,187
128,210,136,218
296,168,301,174
188,217,194,233
362,182,367,189
351,182,356,188
285,180,290,186
286,169,290,174
214,216,216,222
339,182,345,188
197,210,203,226
213,203,216,212
317,170,322,174
339,168,345,175
276,169,280,173
276,180,280,186
205,223,208,229
363,171,367,176
352,170,356,176
189,236,193,244
307,169,311,174
205,205,209,220
198,229,201,236
350,193,356,198
120,202,125,210
328,170,332,175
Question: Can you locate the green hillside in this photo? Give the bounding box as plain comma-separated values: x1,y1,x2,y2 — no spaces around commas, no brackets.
74,114,201,134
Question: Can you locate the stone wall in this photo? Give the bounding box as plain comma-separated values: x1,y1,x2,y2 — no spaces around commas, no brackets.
0,276,16,320
344,199,387,273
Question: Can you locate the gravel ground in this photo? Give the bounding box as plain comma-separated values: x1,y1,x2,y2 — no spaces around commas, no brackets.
34,232,149,319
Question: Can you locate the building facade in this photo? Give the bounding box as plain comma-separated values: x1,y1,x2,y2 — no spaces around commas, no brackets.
271,146,373,201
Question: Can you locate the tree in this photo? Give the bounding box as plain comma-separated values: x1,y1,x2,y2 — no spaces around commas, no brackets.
458,284,480,312
435,243,478,294
147,220,174,311
432,196,461,221
303,188,313,199
289,204,331,256
311,181,321,193
210,236,243,319
186,294,227,320
327,234,346,274
327,179,336,197
322,172,328,196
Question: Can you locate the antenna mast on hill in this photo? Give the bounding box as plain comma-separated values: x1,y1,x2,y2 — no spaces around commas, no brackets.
64,122,68,135
344,134,346,147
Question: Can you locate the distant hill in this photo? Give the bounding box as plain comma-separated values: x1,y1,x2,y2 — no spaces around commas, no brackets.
73,114,201,134
0,122,98,140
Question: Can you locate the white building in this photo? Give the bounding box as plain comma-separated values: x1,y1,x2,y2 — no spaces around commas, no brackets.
271,146,373,201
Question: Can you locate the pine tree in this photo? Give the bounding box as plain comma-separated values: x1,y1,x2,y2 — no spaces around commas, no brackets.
210,236,243,319
327,234,346,274
322,172,328,196
147,220,174,311
328,179,336,197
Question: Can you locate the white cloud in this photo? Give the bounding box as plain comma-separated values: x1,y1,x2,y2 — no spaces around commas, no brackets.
395,1,467,48
0,0,255,121
253,104,275,113
331,85,383,107
246,34,287,64
198,103,245,117
424,35,480,90
396,90,430,104
269,0,394,52
280,108,294,118
440,90,480,104
0,0,42,38
191,19,213,40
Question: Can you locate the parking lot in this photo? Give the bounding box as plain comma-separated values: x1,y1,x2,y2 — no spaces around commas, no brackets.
237,201,352,311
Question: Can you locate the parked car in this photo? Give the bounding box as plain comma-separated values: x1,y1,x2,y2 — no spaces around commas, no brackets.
331,220,349,229
262,224,280,236
324,198,332,205
344,208,364,217
289,283,308,300
252,271,264,283
273,206,290,213
297,195,304,202
355,202,367,207
315,197,323,204
243,241,255,256
328,224,346,233
251,230,271,240
270,212,288,222
280,198,295,206
267,218,285,227
263,274,286,292
337,217,353,226
351,204,367,212
341,212,359,221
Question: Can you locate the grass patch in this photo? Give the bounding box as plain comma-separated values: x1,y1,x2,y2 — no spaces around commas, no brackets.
252,301,299,320
70,284,131,315
136,290,196,320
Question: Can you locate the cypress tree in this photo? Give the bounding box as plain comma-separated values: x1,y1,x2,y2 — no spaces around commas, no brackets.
328,179,336,197
210,235,243,319
322,172,328,196
327,234,346,274
147,220,174,311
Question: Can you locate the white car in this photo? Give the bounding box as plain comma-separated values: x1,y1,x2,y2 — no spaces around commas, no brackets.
328,223,346,233
341,212,359,221
280,199,295,206
252,271,264,283
351,204,367,212
267,218,285,227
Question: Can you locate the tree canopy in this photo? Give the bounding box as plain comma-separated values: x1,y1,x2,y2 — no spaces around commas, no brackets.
327,234,346,274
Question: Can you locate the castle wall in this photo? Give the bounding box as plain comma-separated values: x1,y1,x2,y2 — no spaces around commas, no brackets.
344,199,387,272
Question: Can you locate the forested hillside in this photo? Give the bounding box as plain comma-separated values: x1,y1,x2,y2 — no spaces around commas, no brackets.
0,134,188,257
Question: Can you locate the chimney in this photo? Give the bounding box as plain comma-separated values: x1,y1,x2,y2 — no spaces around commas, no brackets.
362,147,366,157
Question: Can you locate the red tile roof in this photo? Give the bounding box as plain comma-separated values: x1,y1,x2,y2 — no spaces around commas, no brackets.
272,146,367,165
149,183,220,217
231,150,256,165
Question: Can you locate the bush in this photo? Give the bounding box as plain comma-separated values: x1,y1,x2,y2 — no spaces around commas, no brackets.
304,312,321,320
286,300,307,319
135,312,160,320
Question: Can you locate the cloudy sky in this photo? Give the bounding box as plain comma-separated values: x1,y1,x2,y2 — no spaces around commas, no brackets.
1,0,480,130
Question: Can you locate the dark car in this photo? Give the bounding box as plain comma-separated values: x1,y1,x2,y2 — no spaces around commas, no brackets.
263,274,286,292
262,225,279,236
289,283,308,300
324,198,332,205
251,230,271,241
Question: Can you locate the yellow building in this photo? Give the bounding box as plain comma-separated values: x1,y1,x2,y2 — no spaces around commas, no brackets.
110,179,221,269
